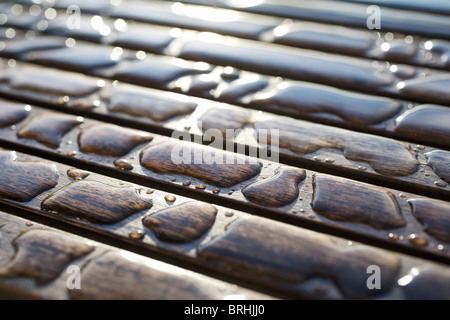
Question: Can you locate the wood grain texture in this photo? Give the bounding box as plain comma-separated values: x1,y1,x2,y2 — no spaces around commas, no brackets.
142,201,217,243
426,150,450,184
41,180,153,224
0,151,448,299
70,251,213,300
0,211,270,300
312,174,406,230
18,112,83,149
409,198,450,243
199,216,401,299
78,124,153,157
1,123,449,258
0,9,450,300
140,140,262,188
0,229,94,285
242,167,306,207
0,151,59,202
0,65,449,200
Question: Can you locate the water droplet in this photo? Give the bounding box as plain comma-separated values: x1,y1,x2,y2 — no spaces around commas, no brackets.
0,151,59,202
218,78,269,104
325,158,335,163
198,106,252,137
17,112,84,148
312,174,406,229
104,85,197,122
42,180,153,224
196,185,206,190
164,194,176,202
256,116,418,177
437,244,445,251
0,229,94,285
408,198,450,243
67,151,77,157
113,58,210,89
434,181,448,187
179,40,395,94
388,233,399,240
399,193,406,198
142,201,217,243
395,105,450,147
358,166,367,171
242,167,306,207
114,159,134,170
251,82,401,126
129,230,145,240
25,221,34,227
67,168,90,180
146,189,154,194
79,124,153,157
182,181,191,186
0,102,30,129
57,95,70,104
397,75,450,106
408,234,428,246
140,141,261,188
212,188,220,194
1,67,100,97
225,211,234,217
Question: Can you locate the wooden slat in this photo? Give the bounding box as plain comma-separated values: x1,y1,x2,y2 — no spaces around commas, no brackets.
0,117,449,263
0,210,273,300
1,153,450,299
0,0,449,300
0,62,449,201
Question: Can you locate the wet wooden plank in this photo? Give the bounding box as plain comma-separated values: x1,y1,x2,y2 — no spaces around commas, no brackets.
0,80,449,201
1,18,450,106
1,167,450,299
4,2,449,72
0,210,273,300
0,0,449,301
0,141,449,265
1,58,449,153
170,0,450,40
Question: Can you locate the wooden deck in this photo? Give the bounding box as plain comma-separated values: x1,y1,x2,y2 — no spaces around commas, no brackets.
0,0,449,300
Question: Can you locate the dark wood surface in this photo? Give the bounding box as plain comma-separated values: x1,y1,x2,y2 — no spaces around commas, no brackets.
0,0,449,300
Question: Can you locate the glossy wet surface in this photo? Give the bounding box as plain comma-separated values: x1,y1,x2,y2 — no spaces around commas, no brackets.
199,216,401,299
0,229,94,285
142,201,217,243
41,180,153,224
0,0,449,301
140,140,262,188
0,151,59,202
